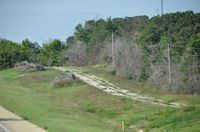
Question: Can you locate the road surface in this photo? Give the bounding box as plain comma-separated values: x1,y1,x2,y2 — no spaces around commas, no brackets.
0,106,46,132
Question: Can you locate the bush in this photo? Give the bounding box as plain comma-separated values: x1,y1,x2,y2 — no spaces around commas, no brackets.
126,74,133,80
110,69,116,75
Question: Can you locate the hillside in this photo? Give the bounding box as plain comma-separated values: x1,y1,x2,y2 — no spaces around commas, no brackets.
1,1,200,131
0,11,200,94
0,67,200,131
66,11,200,94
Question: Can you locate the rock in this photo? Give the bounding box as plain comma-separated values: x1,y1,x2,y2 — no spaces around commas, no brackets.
128,125,135,129
52,72,76,87
136,129,144,132
15,61,46,71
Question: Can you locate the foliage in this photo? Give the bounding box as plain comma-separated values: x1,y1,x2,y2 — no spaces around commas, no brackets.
138,11,200,93
72,16,148,50
39,39,66,66
0,38,67,69
1,11,200,94
179,33,200,94
0,39,20,69
140,11,200,56
187,33,200,60
19,39,41,63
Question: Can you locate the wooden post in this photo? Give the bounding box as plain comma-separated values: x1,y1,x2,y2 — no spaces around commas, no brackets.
168,44,171,84
112,32,115,68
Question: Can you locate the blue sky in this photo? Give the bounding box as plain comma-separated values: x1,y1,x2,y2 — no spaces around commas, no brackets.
0,0,200,44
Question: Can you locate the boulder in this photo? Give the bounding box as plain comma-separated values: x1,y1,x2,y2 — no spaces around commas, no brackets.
15,61,46,71
52,73,76,87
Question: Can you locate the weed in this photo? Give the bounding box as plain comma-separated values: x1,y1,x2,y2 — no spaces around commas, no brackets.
85,104,96,113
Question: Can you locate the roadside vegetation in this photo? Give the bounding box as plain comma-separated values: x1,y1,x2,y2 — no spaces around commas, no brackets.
1,11,200,94
0,10,200,131
0,68,200,131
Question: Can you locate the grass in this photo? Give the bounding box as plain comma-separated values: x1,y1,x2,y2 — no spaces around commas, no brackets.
77,65,200,106
0,68,200,131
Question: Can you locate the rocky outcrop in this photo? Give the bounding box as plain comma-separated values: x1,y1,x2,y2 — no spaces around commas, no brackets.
15,61,46,71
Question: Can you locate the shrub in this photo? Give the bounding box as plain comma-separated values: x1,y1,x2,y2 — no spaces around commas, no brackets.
110,69,116,75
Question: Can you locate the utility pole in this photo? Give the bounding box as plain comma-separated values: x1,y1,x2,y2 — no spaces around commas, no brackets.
112,32,115,68
157,9,159,16
161,0,163,16
95,14,99,20
168,44,171,85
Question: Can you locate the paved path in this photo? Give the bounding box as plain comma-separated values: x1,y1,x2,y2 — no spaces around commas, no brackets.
0,106,46,132
0,123,9,132
54,67,185,108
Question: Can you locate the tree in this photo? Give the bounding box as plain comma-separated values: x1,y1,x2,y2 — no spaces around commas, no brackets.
39,39,64,66
19,39,40,63
0,39,20,69
187,33,200,60
66,41,87,66
66,36,75,45
115,39,143,80
180,33,200,94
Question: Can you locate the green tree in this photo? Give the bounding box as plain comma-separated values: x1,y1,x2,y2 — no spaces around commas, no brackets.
0,39,20,69
187,33,200,60
19,39,40,63
39,39,64,66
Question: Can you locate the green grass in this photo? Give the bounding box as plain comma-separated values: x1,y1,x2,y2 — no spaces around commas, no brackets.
78,65,200,106
0,68,200,131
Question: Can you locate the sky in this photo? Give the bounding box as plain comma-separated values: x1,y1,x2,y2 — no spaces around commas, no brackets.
0,0,200,44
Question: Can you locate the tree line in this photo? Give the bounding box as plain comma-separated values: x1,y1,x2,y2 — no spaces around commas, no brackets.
0,38,67,69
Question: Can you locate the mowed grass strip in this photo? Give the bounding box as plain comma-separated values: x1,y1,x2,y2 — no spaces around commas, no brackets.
0,68,200,132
